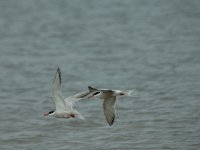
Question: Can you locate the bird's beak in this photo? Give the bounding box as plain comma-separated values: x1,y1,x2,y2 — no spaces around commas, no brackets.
43,112,49,116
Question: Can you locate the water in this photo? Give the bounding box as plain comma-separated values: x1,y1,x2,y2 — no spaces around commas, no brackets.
0,0,200,149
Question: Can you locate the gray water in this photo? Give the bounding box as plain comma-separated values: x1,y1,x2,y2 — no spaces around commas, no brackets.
0,0,200,149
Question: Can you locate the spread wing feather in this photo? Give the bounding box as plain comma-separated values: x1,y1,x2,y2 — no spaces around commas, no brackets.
51,67,66,111
103,97,116,126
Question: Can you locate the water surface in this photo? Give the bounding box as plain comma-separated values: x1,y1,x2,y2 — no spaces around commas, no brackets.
0,0,200,149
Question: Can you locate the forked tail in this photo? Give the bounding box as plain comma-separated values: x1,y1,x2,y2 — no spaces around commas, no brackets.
76,112,85,120
73,109,85,120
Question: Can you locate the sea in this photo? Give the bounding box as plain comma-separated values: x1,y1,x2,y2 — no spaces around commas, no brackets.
0,0,200,149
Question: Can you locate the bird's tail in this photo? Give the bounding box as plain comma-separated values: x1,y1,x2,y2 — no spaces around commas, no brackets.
76,112,85,120
73,109,85,120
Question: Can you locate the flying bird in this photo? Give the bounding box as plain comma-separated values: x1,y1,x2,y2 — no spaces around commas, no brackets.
43,67,90,120
88,86,133,126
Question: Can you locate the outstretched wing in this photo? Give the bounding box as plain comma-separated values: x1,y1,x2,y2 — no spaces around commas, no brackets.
64,91,90,109
103,97,116,126
88,86,113,93
51,67,66,111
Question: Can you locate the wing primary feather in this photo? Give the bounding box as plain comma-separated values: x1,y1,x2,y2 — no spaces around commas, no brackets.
57,67,61,85
66,91,91,105
88,86,99,92
51,67,66,111
103,97,116,126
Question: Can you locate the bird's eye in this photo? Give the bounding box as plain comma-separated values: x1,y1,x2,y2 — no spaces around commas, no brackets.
120,93,124,95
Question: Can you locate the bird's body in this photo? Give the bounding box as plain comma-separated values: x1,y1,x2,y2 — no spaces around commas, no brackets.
48,109,82,119
88,86,133,126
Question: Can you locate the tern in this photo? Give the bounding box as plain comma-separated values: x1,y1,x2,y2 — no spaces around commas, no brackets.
43,67,90,120
88,86,133,126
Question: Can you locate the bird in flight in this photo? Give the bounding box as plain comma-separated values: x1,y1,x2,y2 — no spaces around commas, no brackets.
88,86,133,126
43,67,90,120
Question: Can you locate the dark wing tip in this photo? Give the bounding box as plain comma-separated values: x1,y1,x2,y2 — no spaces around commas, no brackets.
57,67,61,84
57,67,61,74
108,115,115,126
88,86,93,89
88,86,98,92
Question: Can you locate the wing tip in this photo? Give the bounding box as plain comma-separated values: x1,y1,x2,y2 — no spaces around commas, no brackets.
56,67,61,84
107,115,115,126
88,86,98,92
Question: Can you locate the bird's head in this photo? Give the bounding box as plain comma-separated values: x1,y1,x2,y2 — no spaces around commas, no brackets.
115,90,133,97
